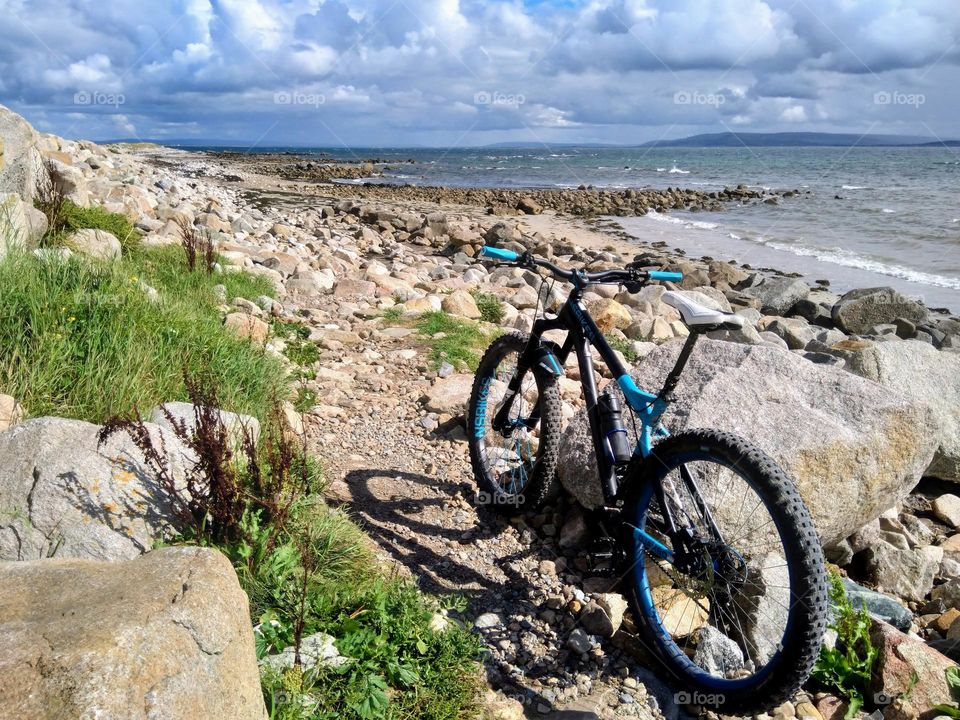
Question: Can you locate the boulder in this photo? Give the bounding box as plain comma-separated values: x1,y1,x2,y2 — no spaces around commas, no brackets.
588,298,633,332
742,276,810,315
286,268,335,295
223,312,270,344
0,547,266,719
846,340,960,481
333,277,377,297
148,402,261,451
441,290,482,320
66,228,122,260
0,103,45,201
0,394,23,432
869,620,957,720
866,543,941,602
0,417,191,561
557,339,938,546
423,374,474,415
933,494,960,529
832,287,928,335
0,192,28,259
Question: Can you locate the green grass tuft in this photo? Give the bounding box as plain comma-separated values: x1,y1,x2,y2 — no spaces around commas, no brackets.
416,311,494,371
0,245,284,423
470,288,505,324
380,306,404,323
41,198,143,251
606,334,638,363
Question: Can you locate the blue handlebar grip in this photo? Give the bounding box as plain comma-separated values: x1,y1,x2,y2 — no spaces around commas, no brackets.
648,270,683,282
480,246,519,262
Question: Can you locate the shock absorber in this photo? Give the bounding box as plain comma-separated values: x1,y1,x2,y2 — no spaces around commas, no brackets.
598,391,632,465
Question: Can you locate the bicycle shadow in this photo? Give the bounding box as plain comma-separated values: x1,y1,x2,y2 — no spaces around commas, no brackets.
337,466,684,720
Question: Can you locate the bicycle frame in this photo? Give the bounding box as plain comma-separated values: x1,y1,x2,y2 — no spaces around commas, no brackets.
502,274,701,510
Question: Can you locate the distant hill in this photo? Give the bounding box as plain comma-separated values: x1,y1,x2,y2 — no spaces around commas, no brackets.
639,132,957,148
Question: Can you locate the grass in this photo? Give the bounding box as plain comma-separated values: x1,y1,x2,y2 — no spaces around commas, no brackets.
606,334,639,363
415,311,495,371
245,501,483,720
380,306,404,323
0,244,285,423
273,320,322,367
37,196,142,251
470,289,504,324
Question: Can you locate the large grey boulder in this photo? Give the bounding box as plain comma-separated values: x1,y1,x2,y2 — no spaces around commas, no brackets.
845,340,960,482
831,287,928,335
742,276,809,315
0,103,45,202
66,227,122,259
0,417,191,561
0,192,28,259
149,402,261,451
0,547,267,720
557,339,938,546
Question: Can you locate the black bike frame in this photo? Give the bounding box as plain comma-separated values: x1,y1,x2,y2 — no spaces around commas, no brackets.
497,275,701,514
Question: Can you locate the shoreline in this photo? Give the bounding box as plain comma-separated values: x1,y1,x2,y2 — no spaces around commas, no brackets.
144,145,960,323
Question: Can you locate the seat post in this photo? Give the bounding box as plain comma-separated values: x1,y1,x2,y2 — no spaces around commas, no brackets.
660,331,699,400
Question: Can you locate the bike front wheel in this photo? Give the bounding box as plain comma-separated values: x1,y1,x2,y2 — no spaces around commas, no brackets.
622,429,829,713
467,332,562,514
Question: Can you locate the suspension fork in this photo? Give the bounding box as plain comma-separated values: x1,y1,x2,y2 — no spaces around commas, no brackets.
490,327,568,433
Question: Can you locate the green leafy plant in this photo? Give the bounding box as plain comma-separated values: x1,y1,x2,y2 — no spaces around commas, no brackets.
812,573,879,718
606,334,639,363
933,666,960,717
470,288,505,324
294,387,318,413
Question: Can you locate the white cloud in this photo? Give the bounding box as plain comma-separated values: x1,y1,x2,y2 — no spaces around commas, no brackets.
780,104,807,122
0,0,956,143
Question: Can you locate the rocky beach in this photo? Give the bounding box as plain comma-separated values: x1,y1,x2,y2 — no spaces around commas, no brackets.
2,104,959,720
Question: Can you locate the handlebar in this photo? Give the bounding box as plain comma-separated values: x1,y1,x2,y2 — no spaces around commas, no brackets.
479,245,683,286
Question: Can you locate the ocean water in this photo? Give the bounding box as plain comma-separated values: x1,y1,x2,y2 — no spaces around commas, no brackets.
244,145,960,311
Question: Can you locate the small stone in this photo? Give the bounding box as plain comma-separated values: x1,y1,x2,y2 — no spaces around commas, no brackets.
566,628,593,654
474,612,502,629
932,494,960,529
437,362,455,378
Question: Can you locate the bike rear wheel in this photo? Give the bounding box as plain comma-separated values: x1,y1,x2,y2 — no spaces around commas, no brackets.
467,332,561,513
622,429,828,713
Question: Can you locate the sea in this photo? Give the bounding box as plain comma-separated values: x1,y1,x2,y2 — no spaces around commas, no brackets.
226,145,960,312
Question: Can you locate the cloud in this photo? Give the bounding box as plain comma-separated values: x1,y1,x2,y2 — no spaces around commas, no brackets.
779,104,807,122
0,0,957,144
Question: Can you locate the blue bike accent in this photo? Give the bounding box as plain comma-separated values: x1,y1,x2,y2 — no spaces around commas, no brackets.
648,270,683,282
474,375,492,438
481,246,519,261
616,375,668,458
632,526,673,561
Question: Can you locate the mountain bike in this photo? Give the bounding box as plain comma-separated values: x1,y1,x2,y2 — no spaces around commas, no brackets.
466,246,828,713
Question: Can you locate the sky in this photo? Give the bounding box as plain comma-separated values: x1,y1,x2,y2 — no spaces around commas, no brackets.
1,0,958,147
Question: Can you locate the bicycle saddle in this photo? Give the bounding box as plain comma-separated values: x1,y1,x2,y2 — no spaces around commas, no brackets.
662,291,746,330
